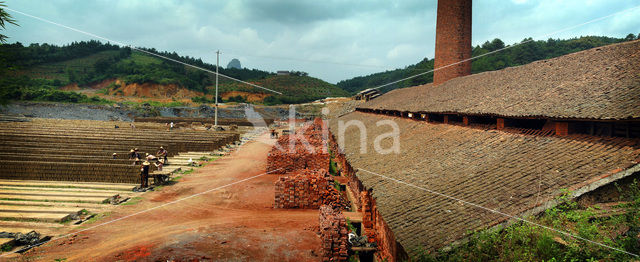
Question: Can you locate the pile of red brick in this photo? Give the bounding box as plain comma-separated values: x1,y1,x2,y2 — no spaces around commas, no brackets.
274,169,349,210
266,122,329,174
361,190,378,245
267,149,329,174
319,205,349,261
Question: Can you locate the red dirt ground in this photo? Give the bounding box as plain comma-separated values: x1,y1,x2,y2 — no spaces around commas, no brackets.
12,133,322,261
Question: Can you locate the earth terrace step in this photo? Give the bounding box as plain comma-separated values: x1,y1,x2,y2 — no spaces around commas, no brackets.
0,125,237,135
0,142,224,155
0,200,112,213
0,136,230,146
0,212,73,223
0,186,130,195
0,132,236,142
0,238,14,247
0,180,136,191
0,190,124,198
0,205,83,214
0,194,111,204
0,131,237,141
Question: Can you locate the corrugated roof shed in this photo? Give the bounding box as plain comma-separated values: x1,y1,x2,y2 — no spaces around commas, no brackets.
360,40,640,120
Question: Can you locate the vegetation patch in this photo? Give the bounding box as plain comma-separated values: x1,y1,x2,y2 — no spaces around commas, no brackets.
415,181,640,261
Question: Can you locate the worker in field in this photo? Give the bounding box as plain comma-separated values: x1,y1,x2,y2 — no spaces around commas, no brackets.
154,158,164,171
140,160,150,188
128,149,136,165
157,146,168,163
112,153,118,159
130,148,141,165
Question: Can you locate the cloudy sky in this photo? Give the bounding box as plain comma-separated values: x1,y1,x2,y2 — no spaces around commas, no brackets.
3,0,639,84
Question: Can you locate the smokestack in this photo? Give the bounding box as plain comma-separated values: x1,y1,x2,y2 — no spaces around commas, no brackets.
433,0,472,86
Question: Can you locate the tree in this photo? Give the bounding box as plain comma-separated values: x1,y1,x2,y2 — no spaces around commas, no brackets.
0,1,18,43
625,33,636,41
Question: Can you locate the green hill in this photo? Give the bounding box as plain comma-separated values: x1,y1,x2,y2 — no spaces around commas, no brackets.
215,74,348,105
0,40,346,105
337,34,640,94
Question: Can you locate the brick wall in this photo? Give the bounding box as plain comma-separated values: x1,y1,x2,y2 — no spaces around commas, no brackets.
274,169,349,210
433,0,472,86
329,132,400,261
319,205,349,261
266,120,329,174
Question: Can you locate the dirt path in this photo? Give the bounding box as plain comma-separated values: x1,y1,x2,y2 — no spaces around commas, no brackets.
12,133,321,261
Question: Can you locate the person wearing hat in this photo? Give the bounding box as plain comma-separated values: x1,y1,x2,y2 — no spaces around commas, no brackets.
154,158,164,171
156,146,168,164
128,149,136,160
140,160,151,188
146,153,156,161
112,153,118,159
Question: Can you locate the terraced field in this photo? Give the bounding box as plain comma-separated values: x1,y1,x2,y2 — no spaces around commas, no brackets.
0,118,241,251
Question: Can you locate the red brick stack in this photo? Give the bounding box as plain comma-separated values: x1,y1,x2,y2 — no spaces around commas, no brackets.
319,205,349,261
361,190,378,244
274,169,349,210
266,121,329,174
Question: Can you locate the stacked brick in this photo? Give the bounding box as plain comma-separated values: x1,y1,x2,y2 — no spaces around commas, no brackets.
361,190,378,245
266,123,329,174
274,169,349,210
319,205,349,261
269,119,352,261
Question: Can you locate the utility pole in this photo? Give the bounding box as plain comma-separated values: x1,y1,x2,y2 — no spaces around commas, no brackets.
215,50,220,127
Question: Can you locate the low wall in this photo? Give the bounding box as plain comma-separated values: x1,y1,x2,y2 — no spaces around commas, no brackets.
329,133,400,261
274,169,348,210
319,205,349,261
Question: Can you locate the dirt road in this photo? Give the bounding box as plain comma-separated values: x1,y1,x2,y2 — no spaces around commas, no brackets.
13,133,321,261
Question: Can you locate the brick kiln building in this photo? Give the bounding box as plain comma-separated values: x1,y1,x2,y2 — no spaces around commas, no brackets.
330,39,640,260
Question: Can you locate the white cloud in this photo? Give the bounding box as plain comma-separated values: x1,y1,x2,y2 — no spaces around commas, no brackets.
3,0,639,83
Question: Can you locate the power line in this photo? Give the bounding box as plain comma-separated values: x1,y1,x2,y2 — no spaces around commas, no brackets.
4,7,283,95
370,3,640,91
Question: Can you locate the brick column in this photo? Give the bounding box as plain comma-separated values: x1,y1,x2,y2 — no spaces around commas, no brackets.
443,115,449,124
497,118,505,130
433,0,472,86
463,116,469,126
555,122,569,136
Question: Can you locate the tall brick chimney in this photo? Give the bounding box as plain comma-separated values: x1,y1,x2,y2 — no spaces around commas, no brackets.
433,0,472,86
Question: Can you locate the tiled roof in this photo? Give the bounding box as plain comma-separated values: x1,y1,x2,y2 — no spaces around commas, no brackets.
330,112,640,253
360,40,640,120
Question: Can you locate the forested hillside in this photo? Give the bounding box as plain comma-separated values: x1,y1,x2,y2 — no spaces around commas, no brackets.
0,40,345,104
337,34,639,94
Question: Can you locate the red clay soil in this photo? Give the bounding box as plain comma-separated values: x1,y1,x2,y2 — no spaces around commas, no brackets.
12,133,322,261
221,91,269,103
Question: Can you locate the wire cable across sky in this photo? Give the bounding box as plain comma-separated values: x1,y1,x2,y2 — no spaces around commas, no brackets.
4,7,283,95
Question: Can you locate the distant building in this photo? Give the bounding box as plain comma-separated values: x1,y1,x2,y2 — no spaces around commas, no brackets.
277,71,290,76
354,88,381,101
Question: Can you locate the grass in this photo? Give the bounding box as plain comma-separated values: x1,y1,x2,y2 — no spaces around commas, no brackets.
1,242,14,252
179,168,194,175
78,211,111,227
416,181,640,261
120,196,143,206
120,52,162,65
23,50,121,81
329,159,338,176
